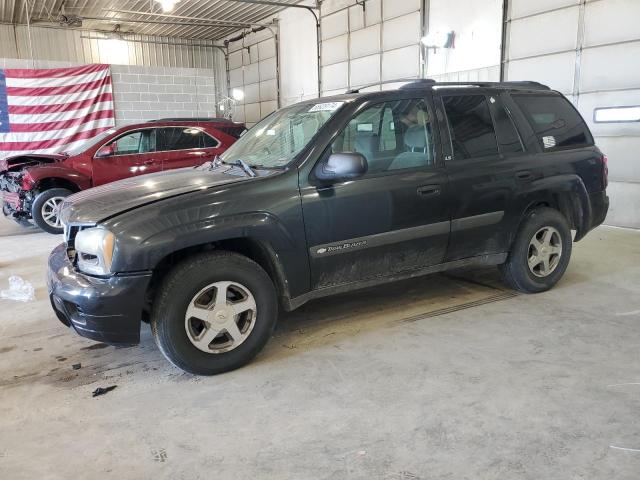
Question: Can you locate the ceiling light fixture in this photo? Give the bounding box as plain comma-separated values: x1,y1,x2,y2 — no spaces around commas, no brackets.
157,0,179,13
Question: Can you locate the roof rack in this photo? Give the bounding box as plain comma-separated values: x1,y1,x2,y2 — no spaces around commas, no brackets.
150,117,236,122
346,78,434,94
429,80,550,90
345,78,549,94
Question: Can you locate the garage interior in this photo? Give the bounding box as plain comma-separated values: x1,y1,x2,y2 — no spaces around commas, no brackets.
0,0,639,478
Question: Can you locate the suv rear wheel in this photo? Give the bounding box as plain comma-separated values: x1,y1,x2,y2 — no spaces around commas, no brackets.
500,207,572,293
151,251,278,375
31,188,73,234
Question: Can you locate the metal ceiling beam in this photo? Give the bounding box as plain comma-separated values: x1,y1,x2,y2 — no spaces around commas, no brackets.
78,15,259,30
103,9,273,28
221,0,318,10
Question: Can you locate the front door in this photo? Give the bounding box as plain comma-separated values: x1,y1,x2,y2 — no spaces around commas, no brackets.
92,128,160,186
300,96,451,289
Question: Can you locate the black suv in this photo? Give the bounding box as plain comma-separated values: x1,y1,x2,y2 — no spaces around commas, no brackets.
48,80,609,375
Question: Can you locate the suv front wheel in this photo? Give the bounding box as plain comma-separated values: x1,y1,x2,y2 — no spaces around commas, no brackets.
500,207,572,293
152,251,278,375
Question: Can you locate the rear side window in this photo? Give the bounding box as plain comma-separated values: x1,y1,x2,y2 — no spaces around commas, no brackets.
158,127,219,151
511,94,593,151
215,126,247,139
442,95,499,159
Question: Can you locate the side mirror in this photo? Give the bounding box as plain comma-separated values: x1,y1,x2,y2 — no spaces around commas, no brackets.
314,152,368,183
95,145,115,158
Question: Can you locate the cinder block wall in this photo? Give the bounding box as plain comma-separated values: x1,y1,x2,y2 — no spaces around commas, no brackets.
110,65,219,125
0,58,219,126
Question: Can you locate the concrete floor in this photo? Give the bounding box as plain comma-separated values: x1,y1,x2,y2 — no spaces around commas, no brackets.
0,216,639,479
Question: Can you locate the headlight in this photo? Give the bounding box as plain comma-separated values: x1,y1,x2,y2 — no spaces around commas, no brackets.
75,228,116,276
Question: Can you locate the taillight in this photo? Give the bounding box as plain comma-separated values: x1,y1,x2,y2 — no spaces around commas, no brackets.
602,154,608,189
21,171,35,190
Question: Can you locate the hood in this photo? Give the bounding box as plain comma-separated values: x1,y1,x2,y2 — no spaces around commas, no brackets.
0,153,67,173
61,165,272,225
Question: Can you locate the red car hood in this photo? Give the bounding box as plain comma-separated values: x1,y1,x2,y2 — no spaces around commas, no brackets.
0,153,68,173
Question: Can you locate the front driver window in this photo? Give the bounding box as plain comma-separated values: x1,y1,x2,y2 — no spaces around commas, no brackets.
108,130,154,155
331,98,435,175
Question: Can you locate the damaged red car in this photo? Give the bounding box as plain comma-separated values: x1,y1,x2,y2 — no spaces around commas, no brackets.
0,118,245,233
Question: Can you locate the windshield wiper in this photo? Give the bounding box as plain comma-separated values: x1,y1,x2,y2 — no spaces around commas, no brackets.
224,159,257,178
206,155,223,170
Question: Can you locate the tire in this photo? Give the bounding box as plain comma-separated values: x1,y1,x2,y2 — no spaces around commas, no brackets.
500,207,572,293
151,251,278,375
31,188,73,234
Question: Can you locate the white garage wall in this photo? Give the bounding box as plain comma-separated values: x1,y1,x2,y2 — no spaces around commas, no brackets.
227,27,279,126
278,5,320,106
222,0,504,121
320,0,423,95
426,0,502,80
504,0,640,228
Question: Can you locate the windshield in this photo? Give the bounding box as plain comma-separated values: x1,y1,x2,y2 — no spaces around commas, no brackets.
63,128,117,156
220,101,344,168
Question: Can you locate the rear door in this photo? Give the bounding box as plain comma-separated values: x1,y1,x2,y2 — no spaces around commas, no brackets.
437,91,536,261
300,95,451,289
157,127,221,171
92,128,160,186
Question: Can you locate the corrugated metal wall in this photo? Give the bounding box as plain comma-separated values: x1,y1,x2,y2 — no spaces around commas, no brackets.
0,23,221,69
504,0,640,228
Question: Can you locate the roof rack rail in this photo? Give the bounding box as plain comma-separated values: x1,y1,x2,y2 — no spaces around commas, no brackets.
346,78,434,94
345,79,550,94
150,117,235,122
431,80,550,90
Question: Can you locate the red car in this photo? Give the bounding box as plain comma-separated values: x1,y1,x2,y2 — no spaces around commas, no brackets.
0,118,246,233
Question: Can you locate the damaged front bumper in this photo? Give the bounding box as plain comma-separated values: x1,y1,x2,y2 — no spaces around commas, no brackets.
47,242,152,345
1,172,33,222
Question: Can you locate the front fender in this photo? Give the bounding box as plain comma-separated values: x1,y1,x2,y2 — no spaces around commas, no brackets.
28,166,91,190
110,211,297,273
100,171,309,297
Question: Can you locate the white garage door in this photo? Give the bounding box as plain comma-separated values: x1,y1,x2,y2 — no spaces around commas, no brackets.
228,28,279,127
320,0,423,96
504,0,640,228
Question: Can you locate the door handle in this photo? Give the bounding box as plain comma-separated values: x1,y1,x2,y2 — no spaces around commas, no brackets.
417,185,441,197
515,170,533,181
143,159,155,165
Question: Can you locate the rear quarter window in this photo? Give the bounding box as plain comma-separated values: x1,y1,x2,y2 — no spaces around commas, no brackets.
511,93,593,152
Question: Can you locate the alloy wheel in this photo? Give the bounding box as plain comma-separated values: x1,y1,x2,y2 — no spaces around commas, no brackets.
184,281,257,354
528,226,563,278
41,197,66,229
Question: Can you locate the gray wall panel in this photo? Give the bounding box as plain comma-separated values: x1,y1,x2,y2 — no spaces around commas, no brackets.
505,0,640,228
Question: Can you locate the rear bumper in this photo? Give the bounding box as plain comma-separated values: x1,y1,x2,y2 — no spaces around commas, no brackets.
589,190,609,230
575,190,609,241
47,243,152,345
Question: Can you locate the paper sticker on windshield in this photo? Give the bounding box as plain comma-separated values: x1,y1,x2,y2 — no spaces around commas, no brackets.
308,102,344,113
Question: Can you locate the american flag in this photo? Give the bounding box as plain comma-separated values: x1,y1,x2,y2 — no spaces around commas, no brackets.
0,64,115,159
